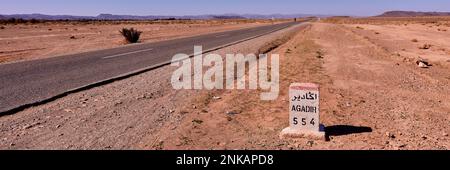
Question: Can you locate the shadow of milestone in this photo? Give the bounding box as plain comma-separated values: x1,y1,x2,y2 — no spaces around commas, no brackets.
325,125,372,141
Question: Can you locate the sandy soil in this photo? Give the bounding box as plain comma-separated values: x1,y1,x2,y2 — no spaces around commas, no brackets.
153,22,449,150
0,20,270,63
345,23,450,63
0,19,449,150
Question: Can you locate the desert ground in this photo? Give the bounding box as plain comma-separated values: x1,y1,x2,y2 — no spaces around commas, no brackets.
0,17,449,150
0,19,276,63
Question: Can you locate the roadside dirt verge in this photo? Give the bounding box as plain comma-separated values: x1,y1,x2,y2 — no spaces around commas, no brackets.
152,22,449,150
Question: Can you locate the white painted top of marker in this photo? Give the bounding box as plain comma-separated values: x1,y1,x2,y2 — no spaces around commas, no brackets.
290,83,319,90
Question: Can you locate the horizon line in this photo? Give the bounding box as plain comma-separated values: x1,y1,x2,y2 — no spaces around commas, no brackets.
0,12,366,17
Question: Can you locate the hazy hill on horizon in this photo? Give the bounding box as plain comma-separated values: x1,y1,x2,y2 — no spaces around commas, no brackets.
378,11,450,17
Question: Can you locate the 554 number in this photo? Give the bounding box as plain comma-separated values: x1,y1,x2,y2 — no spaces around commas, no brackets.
293,117,315,126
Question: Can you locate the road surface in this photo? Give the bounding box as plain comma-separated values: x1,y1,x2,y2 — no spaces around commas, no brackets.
0,21,301,114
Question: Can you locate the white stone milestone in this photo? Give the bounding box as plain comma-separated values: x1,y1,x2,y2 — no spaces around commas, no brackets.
280,83,325,140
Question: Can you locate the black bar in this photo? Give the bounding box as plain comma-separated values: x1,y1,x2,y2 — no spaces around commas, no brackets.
0,150,447,169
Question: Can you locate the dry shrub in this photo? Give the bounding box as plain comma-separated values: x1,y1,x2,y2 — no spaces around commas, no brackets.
120,28,142,43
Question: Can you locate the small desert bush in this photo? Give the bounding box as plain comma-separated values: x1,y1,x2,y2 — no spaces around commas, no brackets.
120,28,142,43
411,39,419,43
419,44,432,49
0,26,5,29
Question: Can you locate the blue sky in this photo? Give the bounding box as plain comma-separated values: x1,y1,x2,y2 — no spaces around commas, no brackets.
2,0,450,16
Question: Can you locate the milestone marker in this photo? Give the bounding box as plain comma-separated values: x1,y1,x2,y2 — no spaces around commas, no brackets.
280,83,325,140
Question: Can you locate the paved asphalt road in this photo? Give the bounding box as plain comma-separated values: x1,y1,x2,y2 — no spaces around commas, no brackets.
0,21,301,114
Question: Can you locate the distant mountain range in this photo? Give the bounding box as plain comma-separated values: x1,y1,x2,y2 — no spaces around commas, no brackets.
377,11,450,17
0,13,328,20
